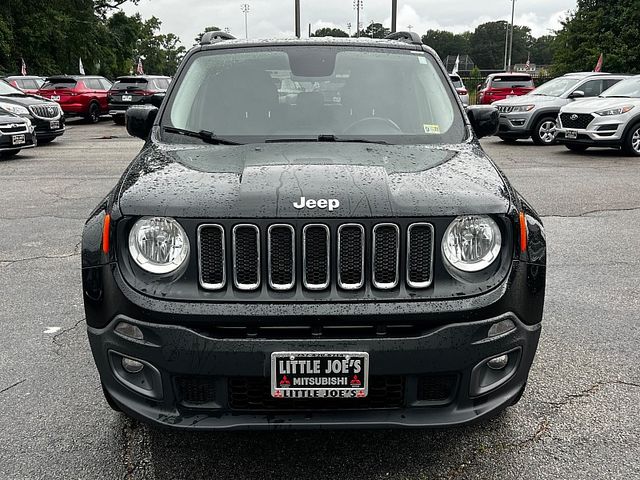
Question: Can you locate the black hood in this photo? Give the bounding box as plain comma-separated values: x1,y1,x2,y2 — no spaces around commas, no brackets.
117,142,511,218
0,92,56,107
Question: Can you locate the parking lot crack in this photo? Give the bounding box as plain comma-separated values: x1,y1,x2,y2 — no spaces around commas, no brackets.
0,379,26,395
0,252,80,267
52,318,86,355
541,380,640,407
543,205,640,218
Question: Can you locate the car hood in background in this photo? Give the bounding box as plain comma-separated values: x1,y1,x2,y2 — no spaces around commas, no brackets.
494,94,563,107
0,93,58,107
117,142,511,218
559,97,640,114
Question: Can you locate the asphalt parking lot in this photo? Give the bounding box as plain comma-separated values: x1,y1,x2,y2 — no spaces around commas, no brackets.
1,119,639,480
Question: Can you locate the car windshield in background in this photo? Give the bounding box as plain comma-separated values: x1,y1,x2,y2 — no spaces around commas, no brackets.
164,46,466,145
0,80,24,95
601,77,640,98
41,80,77,90
112,78,149,91
532,77,581,97
490,75,534,88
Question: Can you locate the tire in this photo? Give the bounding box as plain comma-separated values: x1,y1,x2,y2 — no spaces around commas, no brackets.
85,102,100,124
0,149,21,159
113,115,126,126
565,144,589,153
531,117,557,146
499,137,518,144
102,383,122,412
622,123,640,156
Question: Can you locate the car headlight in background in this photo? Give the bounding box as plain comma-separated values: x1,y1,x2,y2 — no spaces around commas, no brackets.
595,106,634,116
510,105,535,113
128,217,190,274
442,215,502,272
0,102,29,115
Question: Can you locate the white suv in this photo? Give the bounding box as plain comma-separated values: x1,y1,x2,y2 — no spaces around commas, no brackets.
556,75,640,156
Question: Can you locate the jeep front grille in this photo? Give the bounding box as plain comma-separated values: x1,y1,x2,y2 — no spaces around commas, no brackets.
198,221,434,292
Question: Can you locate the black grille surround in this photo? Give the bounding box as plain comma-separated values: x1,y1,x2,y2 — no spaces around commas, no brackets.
560,113,594,129
197,220,435,294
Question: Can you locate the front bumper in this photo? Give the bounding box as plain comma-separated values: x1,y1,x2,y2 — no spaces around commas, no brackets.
31,116,65,140
0,131,36,151
498,111,534,138
90,312,540,430
556,114,628,146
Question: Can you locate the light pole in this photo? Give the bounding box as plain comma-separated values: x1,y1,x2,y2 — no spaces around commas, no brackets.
503,21,509,70
353,0,363,38
294,0,301,38
241,3,250,40
507,0,515,72
391,0,397,33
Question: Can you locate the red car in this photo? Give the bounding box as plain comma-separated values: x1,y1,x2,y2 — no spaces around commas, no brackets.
37,75,113,123
477,73,535,105
4,76,45,95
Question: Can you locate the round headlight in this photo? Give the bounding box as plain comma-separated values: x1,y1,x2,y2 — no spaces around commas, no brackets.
442,215,502,272
128,217,189,274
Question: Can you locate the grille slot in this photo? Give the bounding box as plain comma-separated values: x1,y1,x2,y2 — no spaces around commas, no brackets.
303,224,330,290
29,104,60,119
0,124,28,134
560,113,593,129
417,374,458,403
372,223,400,289
407,223,434,288
175,377,217,405
337,224,365,290
268,224,295,290
232,224,260,290
229,376,405,410
198,224,226,290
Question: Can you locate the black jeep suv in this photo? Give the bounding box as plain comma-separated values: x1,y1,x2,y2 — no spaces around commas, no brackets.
82,32,546,430
0,79,65,144
108,75,171,125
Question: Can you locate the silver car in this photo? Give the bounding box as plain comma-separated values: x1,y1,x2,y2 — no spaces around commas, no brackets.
493,73,628,145
556,75,640,156
449,74,469,106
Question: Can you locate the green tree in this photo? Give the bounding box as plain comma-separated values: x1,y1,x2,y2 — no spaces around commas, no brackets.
529,35,556,66
355,22,390,39
422,30,470,60
311,28,349,37
554,0,640,74
469,21,532,70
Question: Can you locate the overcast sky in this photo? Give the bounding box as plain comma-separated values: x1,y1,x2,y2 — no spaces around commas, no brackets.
122,0,576,46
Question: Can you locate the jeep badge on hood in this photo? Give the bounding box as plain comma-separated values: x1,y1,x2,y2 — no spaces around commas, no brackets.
293,196,340,211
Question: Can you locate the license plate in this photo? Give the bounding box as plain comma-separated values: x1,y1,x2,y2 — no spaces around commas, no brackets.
12,134,25,145
50,120,59,130
566,129,578,139
271,351,369,399
51,95,60,101
122,95,132,102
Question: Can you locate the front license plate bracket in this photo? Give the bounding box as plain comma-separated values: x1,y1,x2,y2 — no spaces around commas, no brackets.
271,351,369,399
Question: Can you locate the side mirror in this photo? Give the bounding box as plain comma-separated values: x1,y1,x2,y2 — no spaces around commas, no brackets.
569,90,585,99
126,105,158,140
466,105,499,139
151,92,165,108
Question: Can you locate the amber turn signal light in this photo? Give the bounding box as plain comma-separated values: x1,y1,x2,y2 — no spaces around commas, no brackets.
519,212,527,253
102,214,111,254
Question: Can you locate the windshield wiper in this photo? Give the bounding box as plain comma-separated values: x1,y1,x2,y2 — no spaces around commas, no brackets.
265,135,389,145
162,126,241,145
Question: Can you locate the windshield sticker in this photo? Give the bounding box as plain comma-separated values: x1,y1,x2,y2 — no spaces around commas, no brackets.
423,124,441,134
417,56,428,65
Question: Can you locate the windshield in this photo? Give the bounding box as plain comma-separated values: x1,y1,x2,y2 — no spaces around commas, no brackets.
112,78,149,91
163,46,465,145
490,75,533,88
533,77,581,97
601,77,640,98
41,79,77,90
0,80,25,95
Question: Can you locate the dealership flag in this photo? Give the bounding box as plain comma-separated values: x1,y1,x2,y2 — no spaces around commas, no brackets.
452,55,460,74
21,58,27,76
136,57,144,75
594,53,603,72
79,57,85,75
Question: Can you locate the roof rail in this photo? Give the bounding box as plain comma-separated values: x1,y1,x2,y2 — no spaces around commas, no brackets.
384,31,422,45
200,31,236,45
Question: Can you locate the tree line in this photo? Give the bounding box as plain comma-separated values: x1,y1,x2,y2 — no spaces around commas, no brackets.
0,0,185,78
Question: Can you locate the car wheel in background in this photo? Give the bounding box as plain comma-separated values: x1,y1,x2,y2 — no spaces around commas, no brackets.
532,117,557,146
113,115,126,126
622,123,640,156
0,149,21,159
86,102,100,124
564,144,589,153
499,137,518,144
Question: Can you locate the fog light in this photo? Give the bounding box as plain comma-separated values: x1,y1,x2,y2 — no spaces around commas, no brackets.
115,322,144,341
122,357,144,374
488,318,516,337
487,354,509,370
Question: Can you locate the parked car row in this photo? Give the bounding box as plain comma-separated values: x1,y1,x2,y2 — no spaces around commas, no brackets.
0,74,170,159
